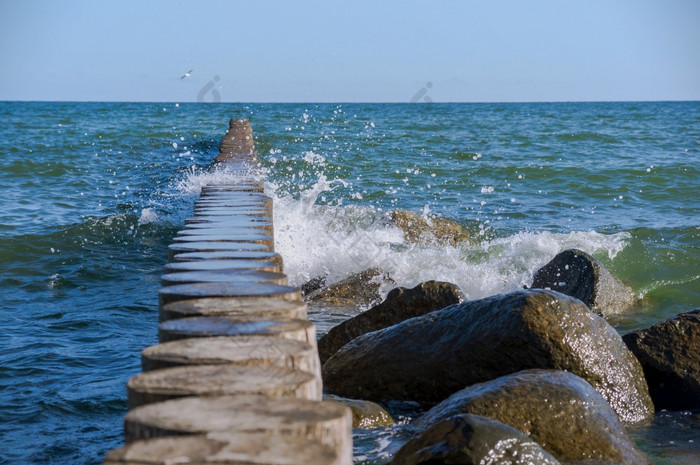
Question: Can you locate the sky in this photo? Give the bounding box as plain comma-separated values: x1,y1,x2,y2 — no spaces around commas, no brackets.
1,0,699,102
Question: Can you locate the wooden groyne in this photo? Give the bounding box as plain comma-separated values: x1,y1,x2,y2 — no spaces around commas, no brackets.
104,119,352,464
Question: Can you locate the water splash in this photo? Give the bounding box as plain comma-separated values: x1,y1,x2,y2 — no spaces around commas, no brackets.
137,208,158,225
270,177,631,301
173,164,262,195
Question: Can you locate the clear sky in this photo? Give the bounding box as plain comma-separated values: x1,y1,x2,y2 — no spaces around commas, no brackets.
1,0,698,102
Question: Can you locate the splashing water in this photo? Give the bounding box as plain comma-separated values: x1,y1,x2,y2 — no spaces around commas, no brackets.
137,208,159,225
269,176,631,301
173,164,263,195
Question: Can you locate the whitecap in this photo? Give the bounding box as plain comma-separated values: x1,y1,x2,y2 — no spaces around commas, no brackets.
137,208,158,225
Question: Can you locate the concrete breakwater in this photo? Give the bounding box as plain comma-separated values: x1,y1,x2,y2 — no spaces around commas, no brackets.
104,119,352,464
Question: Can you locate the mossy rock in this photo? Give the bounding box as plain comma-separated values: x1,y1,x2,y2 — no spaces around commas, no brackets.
389,210,470,247
308,268,393,307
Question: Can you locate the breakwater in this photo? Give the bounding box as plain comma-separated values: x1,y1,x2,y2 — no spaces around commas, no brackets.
1,101,697,464
103,119,352,464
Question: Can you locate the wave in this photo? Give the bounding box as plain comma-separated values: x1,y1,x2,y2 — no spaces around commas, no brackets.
0,159,77,177
270,177,631,302
555,131,620,144
0,210,178,264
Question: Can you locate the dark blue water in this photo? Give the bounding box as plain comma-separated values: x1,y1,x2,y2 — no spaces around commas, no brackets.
0,101,698,464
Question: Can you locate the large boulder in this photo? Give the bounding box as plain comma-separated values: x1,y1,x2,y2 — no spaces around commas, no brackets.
388,210,470,247
530,248,635,316
318,281,464,364
622,308,700,410
308,268,394,307
415,370,648,465
392,413,560,465
322,289,653,423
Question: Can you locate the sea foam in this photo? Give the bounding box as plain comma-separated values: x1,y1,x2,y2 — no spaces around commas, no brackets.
271,177,630,301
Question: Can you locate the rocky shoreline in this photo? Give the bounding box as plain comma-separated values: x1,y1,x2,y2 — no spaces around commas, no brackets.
309,245,699,464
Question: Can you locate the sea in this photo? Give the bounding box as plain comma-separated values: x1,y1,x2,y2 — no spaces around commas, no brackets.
0,101,698,464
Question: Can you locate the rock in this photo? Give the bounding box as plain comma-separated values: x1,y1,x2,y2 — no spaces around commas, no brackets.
308,268,394,307
324,394,395,429
388,210,470,247
530,248,635,316
622,308,700,410
322,289,653,423
318,281,464,364
392,413,560,465
416,370,648,465
301,276,326,297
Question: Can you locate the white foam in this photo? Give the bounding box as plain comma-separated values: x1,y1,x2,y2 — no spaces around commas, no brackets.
137,208,158,225
173,164,262,195
271,178,631,301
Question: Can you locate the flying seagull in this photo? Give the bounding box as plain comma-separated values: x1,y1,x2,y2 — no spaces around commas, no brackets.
180,69,193,79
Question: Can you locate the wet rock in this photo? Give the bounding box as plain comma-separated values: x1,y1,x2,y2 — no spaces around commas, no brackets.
530,248,635,316
301,276,326,297
308,268,394,307
388,210,470,247
416,370,648,465
392,413,560,465
324,394,395,429
318,281,464,364
322,289,653,423
622,308,700,410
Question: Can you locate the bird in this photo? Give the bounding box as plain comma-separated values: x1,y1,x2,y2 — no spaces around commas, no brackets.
180,69,193,79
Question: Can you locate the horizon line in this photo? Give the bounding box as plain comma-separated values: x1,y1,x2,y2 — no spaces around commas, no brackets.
1,98,699,105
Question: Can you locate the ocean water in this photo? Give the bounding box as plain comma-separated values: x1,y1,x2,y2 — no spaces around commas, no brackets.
0,101,698,464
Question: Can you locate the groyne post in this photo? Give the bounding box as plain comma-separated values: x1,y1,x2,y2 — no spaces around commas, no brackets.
104,119,352,464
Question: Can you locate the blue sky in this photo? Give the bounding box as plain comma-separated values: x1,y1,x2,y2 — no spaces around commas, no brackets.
1,0,698,102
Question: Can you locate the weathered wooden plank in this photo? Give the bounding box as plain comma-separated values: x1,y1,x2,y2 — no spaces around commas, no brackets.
140,336,317,376
161,270,288,287
124,395,352,463
158,282,300,307
163,259,280,274
159,297,307,322
127,364,319,409
158,316,314,343
104,431,344,465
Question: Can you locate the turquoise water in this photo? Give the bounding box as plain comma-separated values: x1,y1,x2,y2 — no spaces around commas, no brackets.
0,101,698,463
